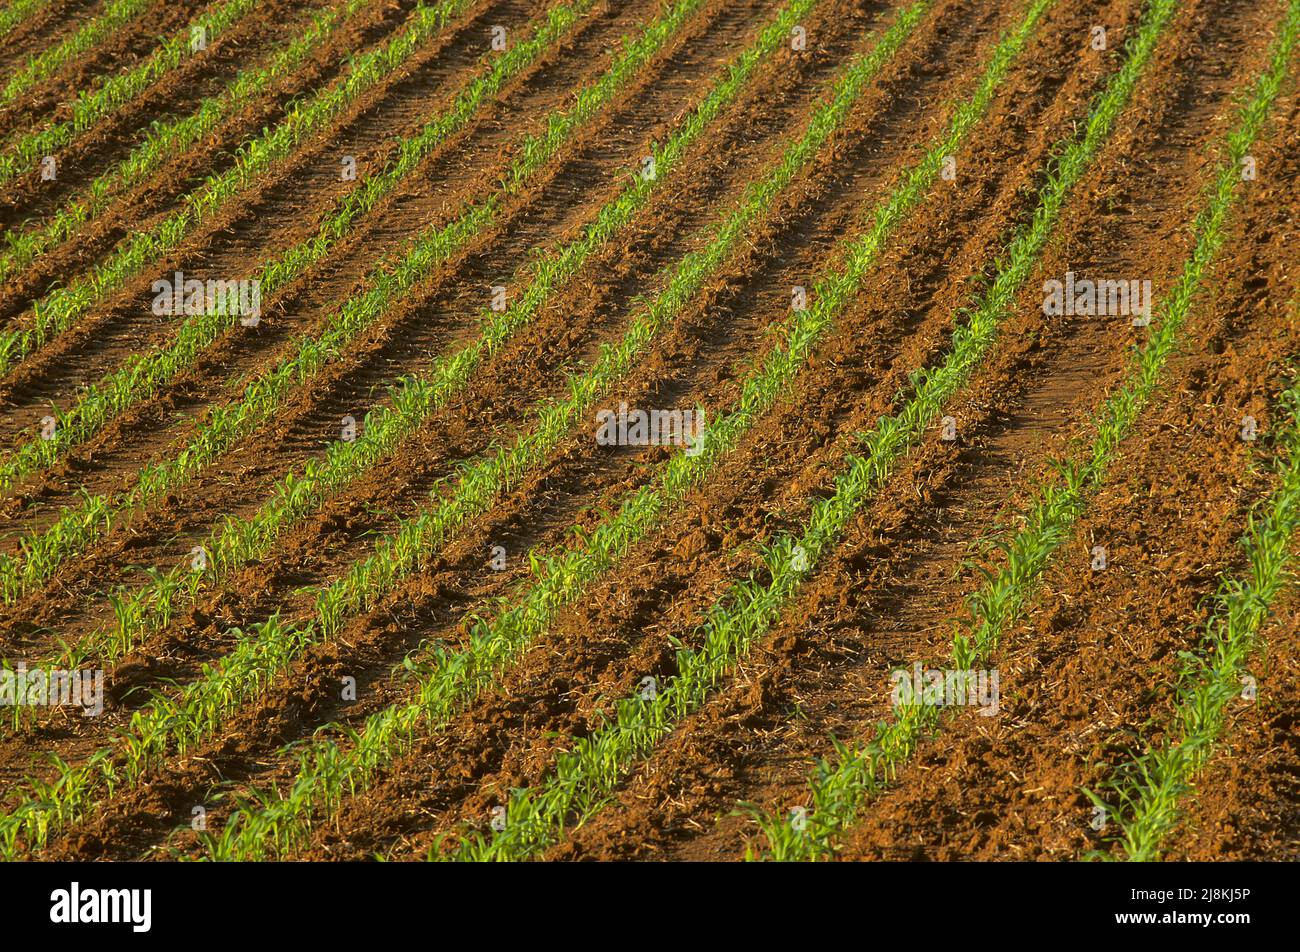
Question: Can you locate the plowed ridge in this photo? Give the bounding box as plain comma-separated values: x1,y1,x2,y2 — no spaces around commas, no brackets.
0,0,1295,862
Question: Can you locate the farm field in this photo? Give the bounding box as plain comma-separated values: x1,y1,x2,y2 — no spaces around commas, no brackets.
0,0,1295,866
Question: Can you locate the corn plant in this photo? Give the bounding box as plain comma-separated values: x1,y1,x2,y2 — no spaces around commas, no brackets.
0,0,477,378
1,0,153,108
0,0,928,858
755,0,1298,861
0,0,263,188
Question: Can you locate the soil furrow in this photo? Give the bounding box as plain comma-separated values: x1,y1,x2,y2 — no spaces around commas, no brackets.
30,0,1018,859
0,0,424,317
478,0,1276,861
835,81,1300,861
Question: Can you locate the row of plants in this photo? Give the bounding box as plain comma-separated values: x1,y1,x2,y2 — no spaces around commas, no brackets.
0,0,477,376
755,0,1297,861
0,0,370,284
1090,363,1300,860
0,0,262,188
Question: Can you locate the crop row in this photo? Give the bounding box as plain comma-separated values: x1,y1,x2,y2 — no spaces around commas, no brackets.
0,0,475,378
1093,362,1300,860
0,0,369,285
755,0,1298,860
0,0,261,188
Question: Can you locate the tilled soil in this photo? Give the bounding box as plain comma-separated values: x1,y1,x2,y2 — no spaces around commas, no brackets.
1,0,1296,861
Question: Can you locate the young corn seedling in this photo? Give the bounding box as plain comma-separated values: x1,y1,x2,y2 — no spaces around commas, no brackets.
1087,368,1300,860
755,0,1299,860
0,0,263,187
0,0,930,858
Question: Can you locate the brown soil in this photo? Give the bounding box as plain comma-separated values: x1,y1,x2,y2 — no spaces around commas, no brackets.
836,78,1300,862
1,0,1296,862
0,0,211,143
0,0,96,81
0,0,345,235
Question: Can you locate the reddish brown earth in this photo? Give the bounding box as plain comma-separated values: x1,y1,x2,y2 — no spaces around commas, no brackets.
0,0,1296,861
